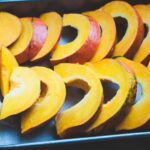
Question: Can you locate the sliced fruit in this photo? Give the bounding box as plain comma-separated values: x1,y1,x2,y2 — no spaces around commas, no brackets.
83,10,116,62
51,13,100,65
54,63,103,137
133,5,150,65
101,1,144,58
116,58,150,131
31,12,62,61
29,18,48,59
10,18,33,64
21,67,66,133
0,12,21,46
10,17,48,64
85,59,136,133
0,47,18,96
0,67,40,119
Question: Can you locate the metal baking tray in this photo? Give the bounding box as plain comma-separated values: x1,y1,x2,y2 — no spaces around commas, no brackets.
0,0,150,149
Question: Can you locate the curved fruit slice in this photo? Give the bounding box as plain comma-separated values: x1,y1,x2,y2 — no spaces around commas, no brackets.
0,47,18,96
10,18,33,64
10,17,48,64
54,63,103,137
85,59,136,133
116,58,150,131
29,18,48,59
31,12,62,61
51,14,100,65
0,12,21,46
83,10,116,62
101,1,144,58
0,67,41,119
21,67,66,133
133,5,150,65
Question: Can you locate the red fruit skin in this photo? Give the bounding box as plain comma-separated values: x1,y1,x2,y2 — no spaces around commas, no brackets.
15,47,30,64
29,18,48,59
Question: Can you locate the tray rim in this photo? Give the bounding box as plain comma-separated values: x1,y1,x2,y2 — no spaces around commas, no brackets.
1,131,150,149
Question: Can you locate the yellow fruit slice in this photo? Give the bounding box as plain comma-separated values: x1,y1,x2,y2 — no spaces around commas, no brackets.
0,67,41,119
31,12,62,61
10,18,33,64
0,12,21,46
116,58,150,130
101,1,144,58
83,10,116,62
21,67,66,133
0,47,18,96
54,63,103,138
50,13,100,65
133,5,150,65
85,59,136,133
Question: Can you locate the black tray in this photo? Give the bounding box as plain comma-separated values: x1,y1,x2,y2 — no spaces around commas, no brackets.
0,0,150,149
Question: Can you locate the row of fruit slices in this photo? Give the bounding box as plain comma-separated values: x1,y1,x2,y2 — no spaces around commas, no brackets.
1,46,150,138
0,1,150,66
1,1,150,138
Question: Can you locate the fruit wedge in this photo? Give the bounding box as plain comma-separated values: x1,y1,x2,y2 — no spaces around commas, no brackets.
54,63,103,137
133,5,150,65
31,12,62,61
10,18,33,64
0,67,40,119
0,12,21,47
21,67,66,133
0,47,18,97
83,10,116,62
116,58,150,131
101,1,144,58
85,59,136,133
10,17,48,64
29,18,48,59
51,14,100,65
